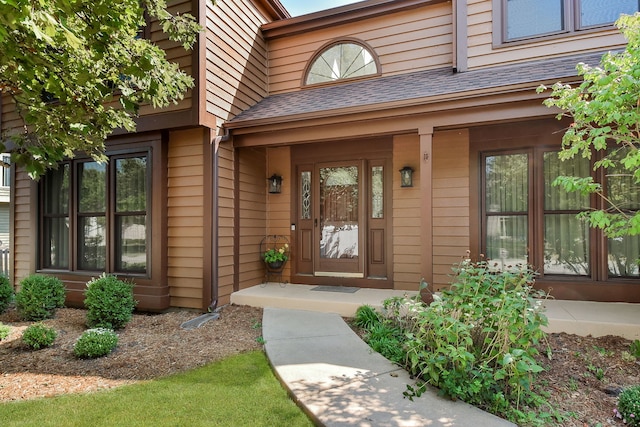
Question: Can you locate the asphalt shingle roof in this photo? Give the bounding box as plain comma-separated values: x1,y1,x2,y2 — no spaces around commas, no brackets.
229,51,606,126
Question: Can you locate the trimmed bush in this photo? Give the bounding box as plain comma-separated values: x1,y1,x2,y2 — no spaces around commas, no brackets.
74,328,118,359
15,275,66,321
22,323,57,350
0,323,10,340
84,274,137,330
617,385,640,426
0,275,13,314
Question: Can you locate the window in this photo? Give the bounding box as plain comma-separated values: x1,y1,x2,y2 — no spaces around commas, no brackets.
40,152,149,274
497,0,639,42
305,40,379,85
480,147,639,279
1,155,10,187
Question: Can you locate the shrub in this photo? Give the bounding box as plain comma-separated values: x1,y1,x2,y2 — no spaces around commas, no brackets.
74,328,118,358
403,260,552,425
617,385,640,426
15,275,66,321
0,275,13,314
22,323,57,349
84,274,137,330
0,323,10,340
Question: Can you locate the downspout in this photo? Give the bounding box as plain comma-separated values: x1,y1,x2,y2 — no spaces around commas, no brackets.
180,127,229,329
208,127,230,312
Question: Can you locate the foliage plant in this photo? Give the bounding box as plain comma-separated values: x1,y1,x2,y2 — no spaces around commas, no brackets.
74,328,118,359
402,260,553,425
0,323,10,340
354,305,380,330
84,274,137,330
22,323,57,350
263,244,289,264
630,340,640,359
0,0,202,178
0,275,13,314
15,275,66,321
616,385,640,426
538,13,640,238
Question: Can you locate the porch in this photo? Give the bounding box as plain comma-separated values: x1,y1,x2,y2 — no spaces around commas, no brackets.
231,283,640,340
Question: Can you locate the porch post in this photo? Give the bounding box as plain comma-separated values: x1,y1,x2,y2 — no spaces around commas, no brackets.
419,126,433,290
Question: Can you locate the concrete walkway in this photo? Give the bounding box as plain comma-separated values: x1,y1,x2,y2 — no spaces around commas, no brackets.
263,307,515,427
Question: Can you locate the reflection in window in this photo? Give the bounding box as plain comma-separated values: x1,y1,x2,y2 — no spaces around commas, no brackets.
40,153,149,274
115,157,147,272
506,0,563,40
484,153,529,269
606,148,640,277
306,42,378,85
543,153,590,275
580,0,638,27
42,164,70,269
320,166,359,259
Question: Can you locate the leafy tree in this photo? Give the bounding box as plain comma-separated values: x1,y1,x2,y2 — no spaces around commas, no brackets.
539,13,640,238
0,0,203,179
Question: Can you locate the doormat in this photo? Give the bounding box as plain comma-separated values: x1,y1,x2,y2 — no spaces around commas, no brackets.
311,286,359,293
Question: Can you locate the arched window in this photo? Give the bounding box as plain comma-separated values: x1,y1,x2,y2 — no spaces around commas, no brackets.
305,40,379,85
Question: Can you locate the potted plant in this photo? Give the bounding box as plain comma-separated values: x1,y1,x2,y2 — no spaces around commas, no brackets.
263,244,289,270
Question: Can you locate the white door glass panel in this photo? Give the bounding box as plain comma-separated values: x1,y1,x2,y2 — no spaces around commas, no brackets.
319,166,359,259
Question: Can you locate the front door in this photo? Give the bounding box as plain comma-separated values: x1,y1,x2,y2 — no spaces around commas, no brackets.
316,161,364,277
292,139,391,287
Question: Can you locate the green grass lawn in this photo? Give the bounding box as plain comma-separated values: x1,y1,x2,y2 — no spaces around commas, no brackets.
0,351,313,427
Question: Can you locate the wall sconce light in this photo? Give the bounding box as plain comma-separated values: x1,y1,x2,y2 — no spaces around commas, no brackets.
400,166,414,188
268,174,283,194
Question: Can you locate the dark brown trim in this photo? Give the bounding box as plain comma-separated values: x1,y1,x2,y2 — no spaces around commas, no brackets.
193,0,206,129
202,129,214,310
112,109,198,136
263,0,449,39
36,131,170,311
233,144,241,293
256,0,290,20
468,118,640,302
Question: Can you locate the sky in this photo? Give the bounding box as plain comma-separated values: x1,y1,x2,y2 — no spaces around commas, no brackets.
279,0,362,17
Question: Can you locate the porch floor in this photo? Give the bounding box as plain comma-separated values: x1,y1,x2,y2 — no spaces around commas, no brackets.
231,282,640,340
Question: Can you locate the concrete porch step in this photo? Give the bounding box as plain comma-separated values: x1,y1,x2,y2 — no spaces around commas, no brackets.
231,283,640,340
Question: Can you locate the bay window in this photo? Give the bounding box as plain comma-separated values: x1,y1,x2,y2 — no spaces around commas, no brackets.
40,152,150,275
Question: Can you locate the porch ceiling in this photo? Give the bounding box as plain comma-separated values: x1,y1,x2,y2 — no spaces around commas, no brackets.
226,51,606,129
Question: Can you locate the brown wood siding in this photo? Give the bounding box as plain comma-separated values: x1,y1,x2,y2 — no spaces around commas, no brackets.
237,147,268,289
268,2,453,94
12,169,36,285
216,142,235,305
139,0,194,116
466,0,629,70
432,129,470,291
206,0,270,125
264,146,291,279
167,128,205,309
392,134,422,291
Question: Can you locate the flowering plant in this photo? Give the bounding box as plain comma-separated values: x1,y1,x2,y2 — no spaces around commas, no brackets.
263,244,288,263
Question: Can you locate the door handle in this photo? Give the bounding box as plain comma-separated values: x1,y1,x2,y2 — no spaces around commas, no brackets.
314,218,318,227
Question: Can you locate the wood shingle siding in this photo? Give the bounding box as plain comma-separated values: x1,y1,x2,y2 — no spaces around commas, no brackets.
267,2,453,94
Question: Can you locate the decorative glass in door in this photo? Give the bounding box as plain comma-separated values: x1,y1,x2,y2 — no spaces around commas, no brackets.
319,166,359,260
